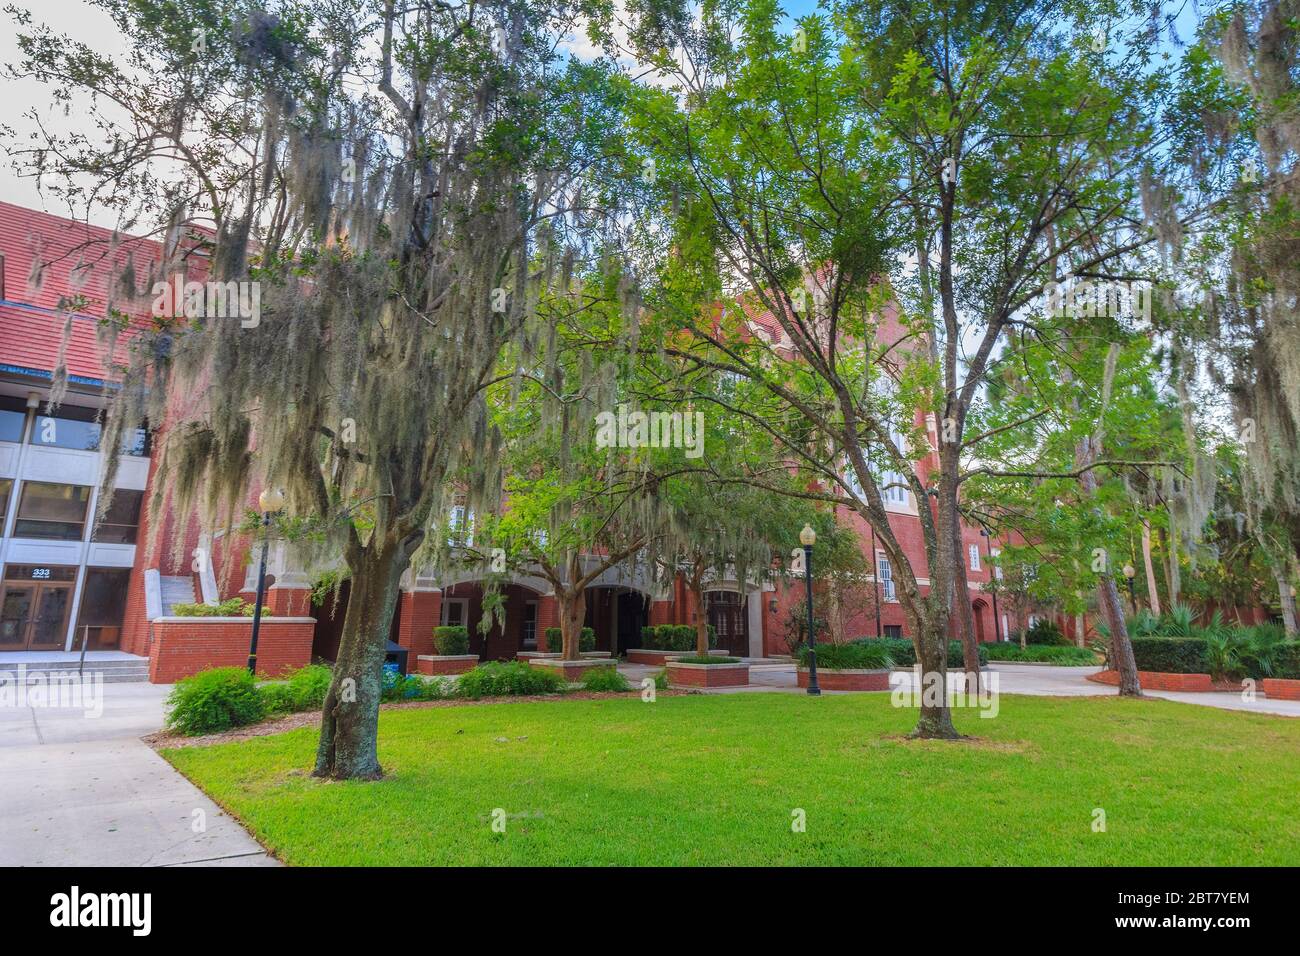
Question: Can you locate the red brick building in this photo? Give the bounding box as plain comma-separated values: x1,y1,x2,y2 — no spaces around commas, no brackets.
0,201,1008,681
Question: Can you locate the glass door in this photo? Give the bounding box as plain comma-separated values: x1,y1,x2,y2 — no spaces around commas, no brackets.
0,587,34,649
29,584,73,650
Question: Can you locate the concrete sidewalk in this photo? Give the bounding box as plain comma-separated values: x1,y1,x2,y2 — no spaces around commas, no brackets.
0,679,278,866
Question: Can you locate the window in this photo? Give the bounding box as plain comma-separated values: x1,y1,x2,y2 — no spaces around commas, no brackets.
74,568,131,650
92,489,144,544
441,598,467,627
522,601,537,648
884,624,903,640
447,505,474,546
0,478,11,528
991,547,1003,580
14,482,91,540
969,544,981,571
881,470,909,505
0,396,26,443
877,552,896,602
29,403,149,456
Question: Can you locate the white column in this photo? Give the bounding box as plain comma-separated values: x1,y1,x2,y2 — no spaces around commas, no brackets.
746,590,763,658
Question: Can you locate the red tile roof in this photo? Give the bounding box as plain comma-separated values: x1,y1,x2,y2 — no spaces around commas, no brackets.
0,201,208,384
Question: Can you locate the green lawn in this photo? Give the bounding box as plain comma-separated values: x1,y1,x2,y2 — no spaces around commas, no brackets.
162,693,1300,865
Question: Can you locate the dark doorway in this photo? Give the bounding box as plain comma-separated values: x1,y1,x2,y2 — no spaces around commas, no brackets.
706,590,749,657
615,591,648,655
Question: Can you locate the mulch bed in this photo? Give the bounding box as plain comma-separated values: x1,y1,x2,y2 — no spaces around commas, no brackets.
146,688,686,750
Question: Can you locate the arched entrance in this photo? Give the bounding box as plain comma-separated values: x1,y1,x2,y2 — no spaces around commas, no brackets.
972,599,988,643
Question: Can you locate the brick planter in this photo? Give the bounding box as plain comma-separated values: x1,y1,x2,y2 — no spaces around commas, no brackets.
527,658,617,681
665,661,749,688
516,651,560,661
627,648,729,665
797,667,890,691
1087,669,1214,692
415,655,479,676
148,616,315,683
1262,678,1300,700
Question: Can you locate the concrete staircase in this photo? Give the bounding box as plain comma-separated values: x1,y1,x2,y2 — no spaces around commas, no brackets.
0,656,150,682
159,574,197,615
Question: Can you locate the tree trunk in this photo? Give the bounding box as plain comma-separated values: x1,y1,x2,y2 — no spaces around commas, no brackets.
948,515,981,692
558,586,586,660
314,541,408,780
1277,572,1297,636
1074,610,1085,649
911,614,960,739
1141,520,1161,616
690,573,709,657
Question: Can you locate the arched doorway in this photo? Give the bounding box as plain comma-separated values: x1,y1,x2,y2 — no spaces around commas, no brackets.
585,586,650,655
972,599,988,643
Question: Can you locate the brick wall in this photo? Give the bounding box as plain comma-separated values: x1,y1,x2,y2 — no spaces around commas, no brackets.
147,616,315,683
1087,669,1214,693
394,590,441,660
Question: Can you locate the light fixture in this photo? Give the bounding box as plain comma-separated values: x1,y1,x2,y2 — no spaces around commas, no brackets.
1122,564,1136,580
768,597,778,614
799,523,816,547
258,487,286,513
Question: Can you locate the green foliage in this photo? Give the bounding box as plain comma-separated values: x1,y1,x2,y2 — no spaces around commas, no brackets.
433,626,470,656
259,665,334,716
781,599,828,654
850,638,986,668
799,641,893,670
380,668,450,702
1024,619,1069,646
641,624,714,651
172,598,270,617
455,661,566,699
543,626,595,653
983,644,1098,665
165,667,265,735
1128,637,1209,674
580,666,632,692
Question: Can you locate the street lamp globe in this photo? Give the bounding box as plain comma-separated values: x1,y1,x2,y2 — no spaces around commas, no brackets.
258,487,286,513
1122,563,1136,580
799,523,816,547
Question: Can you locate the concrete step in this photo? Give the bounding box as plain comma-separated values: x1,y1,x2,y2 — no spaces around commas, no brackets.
0,659,151,681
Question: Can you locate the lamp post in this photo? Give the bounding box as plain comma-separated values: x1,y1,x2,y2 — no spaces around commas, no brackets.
1122,563,1137,615
247,487,285,674
870,525,883,638
980,527,1002,642
800,523,820,696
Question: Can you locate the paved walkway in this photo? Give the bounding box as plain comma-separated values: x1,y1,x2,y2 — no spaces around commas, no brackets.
0,677,277,867
623,659,1300,717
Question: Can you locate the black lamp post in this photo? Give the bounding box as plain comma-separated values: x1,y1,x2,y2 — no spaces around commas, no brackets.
980,527,1003,642
1122,563,1137,615
247,487,285,674
800,523,820,696
870,525,883,638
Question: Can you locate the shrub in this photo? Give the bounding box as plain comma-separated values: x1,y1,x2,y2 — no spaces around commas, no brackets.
1024,619,1068,645
172,598,271,618
848,638,985,667
433,625,470,655
258,681,297,716
673,655,740,664
380,665,449,702
799,641,893,670
640,625,658,648
286,663,332,709
983,644,1097,665
641,623,718,651
1128,636,1208,674
1272,641,1300,680
542,626,596,653
165,667,265,735
580,666,631,692
455,661,566,698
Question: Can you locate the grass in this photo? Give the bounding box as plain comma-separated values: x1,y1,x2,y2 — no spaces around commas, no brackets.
161,693,1300,866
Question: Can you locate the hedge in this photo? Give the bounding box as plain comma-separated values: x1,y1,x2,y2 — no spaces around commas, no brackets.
983,643,1098,665
543,626,595,653
849,637,986,667
433,625,470,655
798,641,894,670
1127,636,1209,674
639,623,718,651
